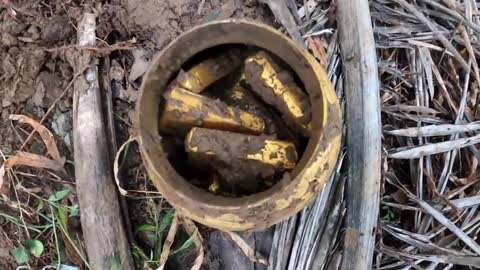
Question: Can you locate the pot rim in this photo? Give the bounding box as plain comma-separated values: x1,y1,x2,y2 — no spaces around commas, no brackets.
136,19,342,231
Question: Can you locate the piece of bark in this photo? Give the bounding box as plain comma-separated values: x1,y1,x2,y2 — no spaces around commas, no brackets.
337,0,382,269
309,177,346,270
72,13,134,269
267,214,297,270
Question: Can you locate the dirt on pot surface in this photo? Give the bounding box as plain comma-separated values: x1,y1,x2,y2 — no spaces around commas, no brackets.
0,0,275,268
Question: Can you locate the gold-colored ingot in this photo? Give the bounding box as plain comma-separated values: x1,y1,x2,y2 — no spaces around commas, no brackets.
215,80,277,135
206,173,238,197
186,127,298,170
159,87,265,135
245,51,312,136
176,50,241,93
208,178,221,193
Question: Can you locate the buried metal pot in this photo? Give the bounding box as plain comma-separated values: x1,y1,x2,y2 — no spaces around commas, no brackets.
136,20,342,231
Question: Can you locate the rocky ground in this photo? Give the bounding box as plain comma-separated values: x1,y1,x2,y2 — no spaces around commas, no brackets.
0,0,276,268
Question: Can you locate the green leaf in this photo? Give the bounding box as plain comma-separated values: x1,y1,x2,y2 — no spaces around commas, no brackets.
170,229,197,256
153,233,163,262
135,224,156,234
159,209,175,232
25,239,44,257
58,206,68,230
49,189,71,202
131,243,150,261
145,234,156,242
110,255,121,270
59,265,79,270
69,204,79,217
381,205,398,222
12,247,29,263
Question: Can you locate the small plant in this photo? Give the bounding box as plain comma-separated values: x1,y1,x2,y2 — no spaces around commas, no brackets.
132,206,197,268
11,239,44,264
2,186,88,268
380,205,399,223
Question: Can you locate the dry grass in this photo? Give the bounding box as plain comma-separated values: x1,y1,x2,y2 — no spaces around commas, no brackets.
373,0,480,268
270,0,480,269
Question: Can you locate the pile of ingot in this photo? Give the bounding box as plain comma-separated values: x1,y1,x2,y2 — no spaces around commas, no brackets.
159,49,312,195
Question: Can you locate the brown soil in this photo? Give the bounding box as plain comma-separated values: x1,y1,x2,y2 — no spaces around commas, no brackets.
0,0,275,268
0,2,76,156
0,222,16,269
125,0,275,49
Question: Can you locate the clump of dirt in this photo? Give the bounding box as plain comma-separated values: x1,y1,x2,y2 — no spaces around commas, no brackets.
1,46,46,107
41,16,74,44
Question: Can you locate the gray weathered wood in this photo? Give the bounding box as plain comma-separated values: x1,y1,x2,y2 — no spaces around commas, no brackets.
99,55,135,247
337,0,381,269
73,13,134,269
309,177,346,270
261,0,304,47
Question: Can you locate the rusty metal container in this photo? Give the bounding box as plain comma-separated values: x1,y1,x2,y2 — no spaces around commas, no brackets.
136,20,342,231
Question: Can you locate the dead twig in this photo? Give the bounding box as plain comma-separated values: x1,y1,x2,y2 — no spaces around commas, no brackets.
385,122,480,137
73,13,134,269
45,44,135,53
157,214,179,270
181,216,204,270
388,133,480,159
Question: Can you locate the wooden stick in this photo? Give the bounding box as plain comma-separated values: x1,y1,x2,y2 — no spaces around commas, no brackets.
99,56,135,247
337,0,381,269
73,13,134,269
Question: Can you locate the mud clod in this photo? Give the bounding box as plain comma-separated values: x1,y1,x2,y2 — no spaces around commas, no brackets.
41,16,74,44
1,32,18,46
